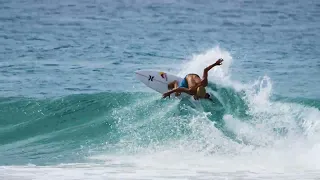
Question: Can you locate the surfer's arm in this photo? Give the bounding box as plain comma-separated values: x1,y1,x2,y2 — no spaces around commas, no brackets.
203,58,223,80
199,58,223,87
162,87,192,98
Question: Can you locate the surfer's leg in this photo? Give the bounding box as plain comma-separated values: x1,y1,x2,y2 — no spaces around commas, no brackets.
174,81,181,96
168,80,178,90
168,81,181,96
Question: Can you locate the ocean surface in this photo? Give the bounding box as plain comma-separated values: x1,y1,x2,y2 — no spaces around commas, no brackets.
1,0,320,179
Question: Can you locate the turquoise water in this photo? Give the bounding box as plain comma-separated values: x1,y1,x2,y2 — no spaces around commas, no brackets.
1,0,320,179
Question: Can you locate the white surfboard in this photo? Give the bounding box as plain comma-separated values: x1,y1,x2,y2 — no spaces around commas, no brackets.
135,70,189,98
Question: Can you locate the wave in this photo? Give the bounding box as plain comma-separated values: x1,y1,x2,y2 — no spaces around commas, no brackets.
0,47,320,171
0,84,319,163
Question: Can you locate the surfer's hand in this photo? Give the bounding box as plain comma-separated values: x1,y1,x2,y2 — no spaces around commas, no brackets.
162,92,170,98
215,58,223,66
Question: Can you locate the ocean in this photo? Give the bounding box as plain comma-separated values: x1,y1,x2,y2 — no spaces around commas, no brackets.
1,0,320,179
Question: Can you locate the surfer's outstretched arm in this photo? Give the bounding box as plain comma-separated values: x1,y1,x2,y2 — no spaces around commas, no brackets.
199,58,223,87
203,58,223,79
162,87,192,98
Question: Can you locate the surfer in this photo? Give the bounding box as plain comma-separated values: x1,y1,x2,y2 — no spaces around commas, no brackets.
163,58,223,100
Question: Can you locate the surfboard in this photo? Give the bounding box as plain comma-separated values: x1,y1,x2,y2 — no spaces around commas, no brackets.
135,70,189,98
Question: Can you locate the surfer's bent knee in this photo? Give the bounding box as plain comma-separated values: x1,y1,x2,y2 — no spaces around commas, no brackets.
168,80,178,90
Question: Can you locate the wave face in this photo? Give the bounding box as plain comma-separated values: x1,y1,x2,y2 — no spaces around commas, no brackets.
0,85,245,163
1,47,320,179
1,73,320,163
1,47,320,180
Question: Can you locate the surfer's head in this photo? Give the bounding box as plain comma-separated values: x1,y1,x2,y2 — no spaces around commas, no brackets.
196,86,206,98
194,87,212,100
